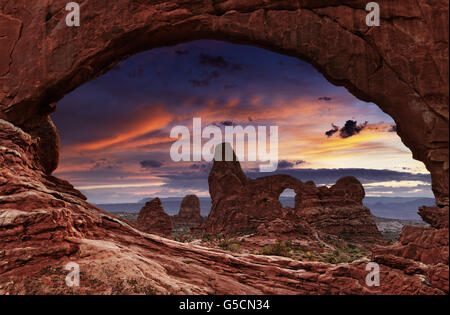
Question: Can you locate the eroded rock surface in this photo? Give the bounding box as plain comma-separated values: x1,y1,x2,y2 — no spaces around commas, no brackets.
419,206,449,229
373,226,449,293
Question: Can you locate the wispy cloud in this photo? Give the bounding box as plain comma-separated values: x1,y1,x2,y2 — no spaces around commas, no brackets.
71,107,173,151
77,182,166,190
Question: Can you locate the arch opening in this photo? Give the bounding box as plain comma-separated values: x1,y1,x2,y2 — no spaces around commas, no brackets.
50,40,433,227
1,1,447,208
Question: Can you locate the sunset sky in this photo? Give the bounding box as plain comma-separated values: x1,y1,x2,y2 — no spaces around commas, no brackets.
51,40,432,204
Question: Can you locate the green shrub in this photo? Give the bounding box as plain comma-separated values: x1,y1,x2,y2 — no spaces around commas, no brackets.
218,239,242,253
258,241,293,258
202,234,212,242
320,244,367,264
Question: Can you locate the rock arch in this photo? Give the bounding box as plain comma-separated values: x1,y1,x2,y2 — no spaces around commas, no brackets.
0,1,448,205
0,0,448,294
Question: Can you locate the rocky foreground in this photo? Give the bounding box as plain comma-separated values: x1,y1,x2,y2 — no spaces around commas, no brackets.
116,211,430,244
373,217,430,241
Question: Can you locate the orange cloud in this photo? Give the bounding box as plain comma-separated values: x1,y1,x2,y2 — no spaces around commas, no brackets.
73,106,174,151
115,136,174,151
76,182,166,190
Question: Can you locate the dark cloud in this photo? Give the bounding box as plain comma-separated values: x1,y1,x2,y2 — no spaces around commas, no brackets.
389,125,397,132
246,168,431,186
339,120,368,138
221,121,233,126
318,97,332,101
224,83,237,89
295,160,306,165
230,64,244,72
188,71,220,87
278,160,295,169
325,120,368,138
325,124,339,137
212,120,234,127
189,163,210,170
198,54,243,73
174,49,189,56
140,160,164,169
91,159,120,171
199,54,229,69
188,79,210,87
127,67,144,78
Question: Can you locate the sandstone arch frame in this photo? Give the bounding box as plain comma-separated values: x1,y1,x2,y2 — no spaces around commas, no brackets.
0,0,448,294
0,0,448,205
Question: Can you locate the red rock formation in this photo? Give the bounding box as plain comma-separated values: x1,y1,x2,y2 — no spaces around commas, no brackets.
418,206,449,229
172,194,204,228
205,144,382,244
0,0,448,295
372,226,449,293
206,143,301,234
370,202,450,294
296,177,383,243
256,218,316,239
137,198,173,237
